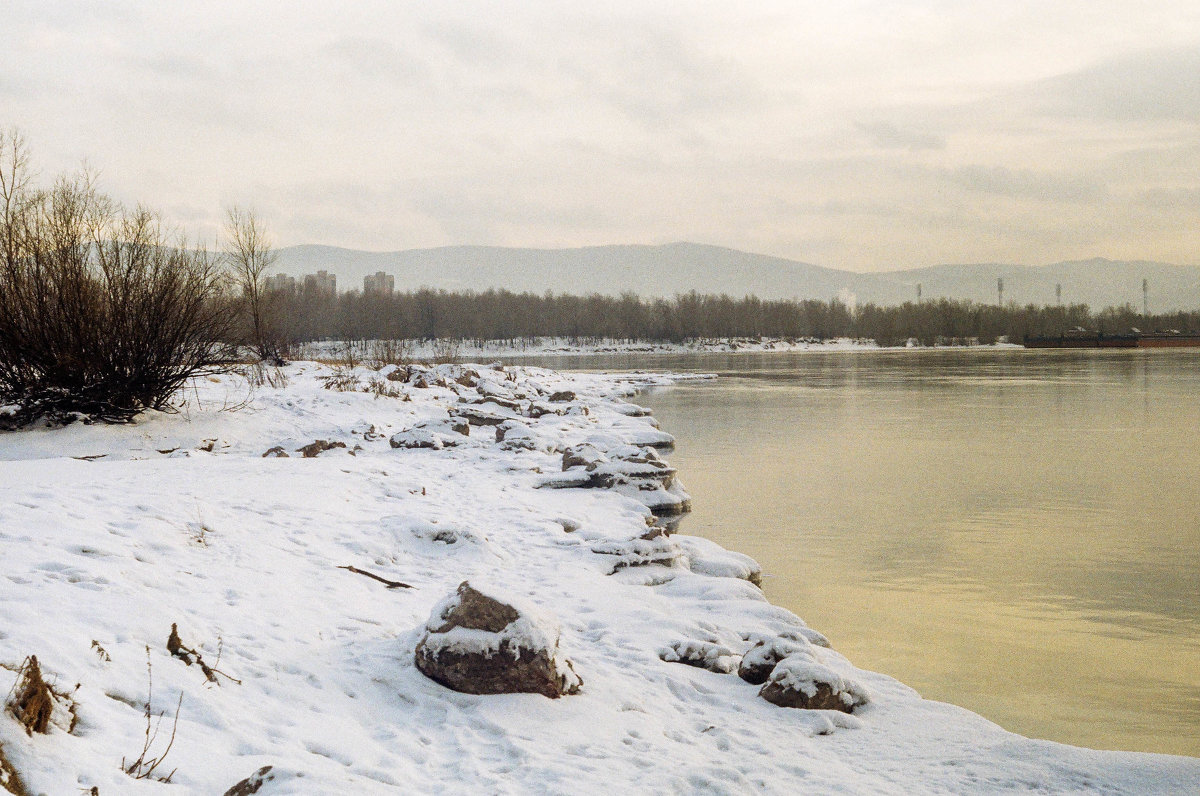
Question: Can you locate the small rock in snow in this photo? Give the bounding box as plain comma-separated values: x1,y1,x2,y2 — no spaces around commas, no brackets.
660,640,740,674
222,765,278,795
296,439,346,458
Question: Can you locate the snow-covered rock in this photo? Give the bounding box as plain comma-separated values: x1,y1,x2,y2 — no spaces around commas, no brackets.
738,636,816,684
388,418,468,450
677,535,762,584
414,581,582,699
659,640,740,674
759,655,870,713
221,765,283,795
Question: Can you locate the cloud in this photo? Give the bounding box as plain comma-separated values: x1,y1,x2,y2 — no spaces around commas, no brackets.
856,121,945,151
1025,46,1200,123
948,165,1108,204
4,3,1200,270
321,36,431,85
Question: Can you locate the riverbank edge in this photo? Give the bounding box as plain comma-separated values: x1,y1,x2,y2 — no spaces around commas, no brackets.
0,361,1197,794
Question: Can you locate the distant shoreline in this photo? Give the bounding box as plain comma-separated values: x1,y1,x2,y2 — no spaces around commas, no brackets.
297,336,1031,362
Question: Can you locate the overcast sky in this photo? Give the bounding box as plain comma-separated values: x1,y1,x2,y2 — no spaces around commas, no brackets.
3,2,1199,270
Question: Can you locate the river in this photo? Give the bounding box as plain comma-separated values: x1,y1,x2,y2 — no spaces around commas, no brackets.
515,347,1200,757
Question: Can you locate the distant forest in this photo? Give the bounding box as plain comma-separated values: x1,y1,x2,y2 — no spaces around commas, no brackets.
267,287,1200,347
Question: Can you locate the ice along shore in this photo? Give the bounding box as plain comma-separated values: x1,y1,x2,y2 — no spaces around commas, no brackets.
0,361,1197,794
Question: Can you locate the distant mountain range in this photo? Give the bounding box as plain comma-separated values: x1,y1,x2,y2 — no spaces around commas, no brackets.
273,242,1200,312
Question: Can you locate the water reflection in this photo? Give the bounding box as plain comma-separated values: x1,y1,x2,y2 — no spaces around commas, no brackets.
587,348,1200,757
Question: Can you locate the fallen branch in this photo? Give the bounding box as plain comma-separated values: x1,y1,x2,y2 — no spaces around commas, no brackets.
167,624,241,685
337,565,413,589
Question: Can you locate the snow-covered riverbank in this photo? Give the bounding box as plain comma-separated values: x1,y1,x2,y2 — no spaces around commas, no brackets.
1,362,1195,794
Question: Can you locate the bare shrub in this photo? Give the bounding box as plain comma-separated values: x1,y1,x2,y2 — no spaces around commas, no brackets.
0,132,236,425
430,338,460,364
241,361,288,389
365,338,412,369
326,341,362,368
366,377,403,399
319,365,359,392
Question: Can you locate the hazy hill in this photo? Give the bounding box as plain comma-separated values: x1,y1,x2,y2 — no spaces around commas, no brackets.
273,243,1200,312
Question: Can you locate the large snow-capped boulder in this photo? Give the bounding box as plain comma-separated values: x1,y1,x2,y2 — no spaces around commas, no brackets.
389,418,468,450
758,655,869,713
738,637,815,685
414,581,582,698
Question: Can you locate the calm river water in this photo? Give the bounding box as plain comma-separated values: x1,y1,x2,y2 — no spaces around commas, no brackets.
520,348,1200,757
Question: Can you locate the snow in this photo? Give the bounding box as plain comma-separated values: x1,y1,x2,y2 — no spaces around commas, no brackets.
0,361,1197,794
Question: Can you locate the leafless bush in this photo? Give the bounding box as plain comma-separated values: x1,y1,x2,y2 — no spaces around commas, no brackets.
329,341,362,368
365,339,412,369
366,377,404,399
430,338,460,364
0,132,236,426
241,361,288,389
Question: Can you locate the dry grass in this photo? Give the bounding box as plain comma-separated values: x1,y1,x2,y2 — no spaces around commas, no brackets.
364,339,412,369
123,647,181,783
366,377,405,400
6,657,52,736
241,361,288,389
0,743,28,796
319,367,360,392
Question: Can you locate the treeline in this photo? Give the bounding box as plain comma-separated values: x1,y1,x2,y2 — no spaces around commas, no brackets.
6,125,1197,427
265,286,1200,347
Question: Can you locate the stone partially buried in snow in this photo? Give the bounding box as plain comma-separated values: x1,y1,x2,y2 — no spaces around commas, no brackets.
660,639,740,674
758,655,869,713
222,765,279,795
414,581,582,699
296,439,346,458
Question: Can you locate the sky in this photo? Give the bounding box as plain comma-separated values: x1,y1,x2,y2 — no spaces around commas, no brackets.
3,1,1199,271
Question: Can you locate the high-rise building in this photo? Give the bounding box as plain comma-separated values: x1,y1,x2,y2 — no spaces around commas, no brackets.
264,273,297,294
364,271,395,295
303,270,337,295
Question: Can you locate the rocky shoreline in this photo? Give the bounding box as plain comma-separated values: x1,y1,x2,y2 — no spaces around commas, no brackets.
1,361,1197,793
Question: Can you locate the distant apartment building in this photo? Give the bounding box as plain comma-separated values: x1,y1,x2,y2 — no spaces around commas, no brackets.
364,271,395,295
303,270,337,295
263,273,296,294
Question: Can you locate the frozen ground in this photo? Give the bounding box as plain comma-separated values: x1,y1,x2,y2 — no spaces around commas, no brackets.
0,362,1195,794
